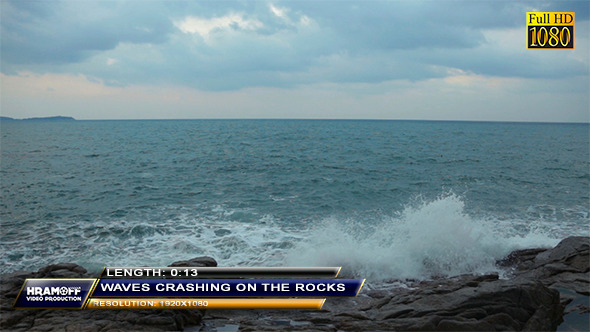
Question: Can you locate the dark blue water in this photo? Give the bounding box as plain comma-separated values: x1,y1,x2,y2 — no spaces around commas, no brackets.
1,120,588,278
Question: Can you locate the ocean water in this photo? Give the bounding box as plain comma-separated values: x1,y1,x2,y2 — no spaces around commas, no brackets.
1,120,588,281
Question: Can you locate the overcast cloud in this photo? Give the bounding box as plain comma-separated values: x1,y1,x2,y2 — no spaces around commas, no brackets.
1,0,588,121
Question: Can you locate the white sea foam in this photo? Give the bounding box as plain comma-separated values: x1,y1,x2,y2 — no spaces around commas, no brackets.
0,195,566,279
284,194,559,280
70,210,303,272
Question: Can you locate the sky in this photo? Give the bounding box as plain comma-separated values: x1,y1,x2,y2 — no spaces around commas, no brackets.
1,0,589,122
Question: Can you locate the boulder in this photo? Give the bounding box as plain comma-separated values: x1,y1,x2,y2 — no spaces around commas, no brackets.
198,237,588,331
1,257,218,331
1,237,588,331
168,256,218,268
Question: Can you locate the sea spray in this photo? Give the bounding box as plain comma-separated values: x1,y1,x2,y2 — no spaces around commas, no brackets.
2,195,560,276
285,194,558,280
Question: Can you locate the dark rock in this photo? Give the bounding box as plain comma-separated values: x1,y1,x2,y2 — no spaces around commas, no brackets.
2,238,588,331
534,237,589,267
168,256,218,268
497,248,548,269
198,237,587,331
509,237,589,304
36,263,87,278
1,257,218,331
436,318,495,331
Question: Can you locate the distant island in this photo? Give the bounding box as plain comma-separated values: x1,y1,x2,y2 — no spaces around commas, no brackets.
0,116,76,122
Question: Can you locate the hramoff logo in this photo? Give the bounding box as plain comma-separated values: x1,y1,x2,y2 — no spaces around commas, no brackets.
14,279,96,308
25,286,82,302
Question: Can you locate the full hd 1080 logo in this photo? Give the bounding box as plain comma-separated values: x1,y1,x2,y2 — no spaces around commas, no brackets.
527,12,574,49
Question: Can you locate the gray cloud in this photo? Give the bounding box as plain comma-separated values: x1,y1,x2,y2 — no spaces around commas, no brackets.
1,0,588,91
1,0,174,66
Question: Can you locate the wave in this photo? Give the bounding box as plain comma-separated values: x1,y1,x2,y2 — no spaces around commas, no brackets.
0,195,567,279
284,194,559,280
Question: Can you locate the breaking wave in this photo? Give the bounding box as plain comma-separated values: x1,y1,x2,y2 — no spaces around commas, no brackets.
284,194,559,280
0,194,566,281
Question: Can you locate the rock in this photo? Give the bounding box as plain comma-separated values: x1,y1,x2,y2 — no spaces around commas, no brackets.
497,248,547,269
169,256,218,268
497,237,589,293
36,263,88,278
2,238,588,331
534,237,589,268
1,257,218,331
361,276,562,331
198,237,588,331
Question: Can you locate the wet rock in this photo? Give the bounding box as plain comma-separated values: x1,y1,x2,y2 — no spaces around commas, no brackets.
2,238,588,331
169,256,218,268
1,257,218,331
36,263,88,278
199,237,587,331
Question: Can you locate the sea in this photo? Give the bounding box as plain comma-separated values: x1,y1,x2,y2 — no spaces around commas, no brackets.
1,120,588,282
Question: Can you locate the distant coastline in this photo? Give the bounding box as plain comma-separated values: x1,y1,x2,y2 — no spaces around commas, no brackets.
0,116,75,122
0,117,588,124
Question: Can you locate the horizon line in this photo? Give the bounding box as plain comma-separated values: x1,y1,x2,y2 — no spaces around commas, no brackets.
2,117,588,125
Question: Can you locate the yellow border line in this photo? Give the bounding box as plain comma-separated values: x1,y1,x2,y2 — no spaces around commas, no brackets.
356,279,366,296
11,279,29,309
86,298,326,309
82,279,100,309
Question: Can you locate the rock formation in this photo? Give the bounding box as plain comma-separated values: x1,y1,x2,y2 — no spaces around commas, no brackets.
1,237,588,331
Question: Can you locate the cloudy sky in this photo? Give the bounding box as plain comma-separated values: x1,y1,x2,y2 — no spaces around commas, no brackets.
1,0,588,122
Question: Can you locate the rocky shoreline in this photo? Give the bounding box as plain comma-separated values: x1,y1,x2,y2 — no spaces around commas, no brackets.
1,236,588,331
